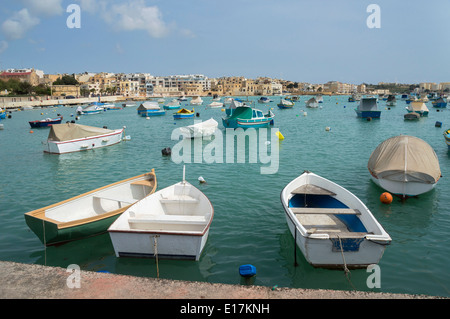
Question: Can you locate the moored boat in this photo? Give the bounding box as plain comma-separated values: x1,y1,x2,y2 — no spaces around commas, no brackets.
163,99,181,110
277,98,294,109
137,102,165,116
355,96,381,118
258,96,272,104
368,135,441,197
432,97,447,108
222,105,274,129
386,95,397,106
444,129,450,150
24,169,157,246
281,171,391,269
108,169,213,261
173,108,195,119
43,123,125,154
405,100,429,116
208,101,223,108
179,118,218,139
190,96,203,105
29,116,63,128
305,97,319,108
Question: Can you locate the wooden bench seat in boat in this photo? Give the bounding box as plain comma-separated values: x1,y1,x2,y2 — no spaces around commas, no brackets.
291,184,336,196
128,214,207,226
131,180,154,187
93,195,134,205
290,207,361,215
159,195,199,204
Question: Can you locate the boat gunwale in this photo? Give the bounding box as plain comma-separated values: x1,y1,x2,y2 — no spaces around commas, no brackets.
24,169,157,230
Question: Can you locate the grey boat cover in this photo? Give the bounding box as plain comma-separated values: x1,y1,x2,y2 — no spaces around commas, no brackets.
367,135,441,184
48,123,115,142
137,101,160,110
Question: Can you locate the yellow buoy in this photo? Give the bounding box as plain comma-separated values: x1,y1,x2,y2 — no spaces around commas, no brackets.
380,192,393,204
276,131,284,140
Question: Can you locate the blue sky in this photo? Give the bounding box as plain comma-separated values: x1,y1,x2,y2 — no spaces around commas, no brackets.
0,0,449,84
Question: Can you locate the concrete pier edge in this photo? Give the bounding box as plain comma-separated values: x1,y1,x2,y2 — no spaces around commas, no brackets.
0,261,442,300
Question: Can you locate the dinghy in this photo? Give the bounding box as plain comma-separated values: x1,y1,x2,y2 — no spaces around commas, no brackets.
29,116,63,128
108,167,213,261
355,97,381,118
24,169,157,246
137,102,165,117
406,100,429,116
43,123,125,154
281,171,391,269
277,98,294,109
179,118,218,139
368,135,441,197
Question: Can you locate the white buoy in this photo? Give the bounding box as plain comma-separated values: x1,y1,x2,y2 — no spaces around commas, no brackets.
198,176,206,183
325,127,331,131
146,117,150,120
303,112,307,116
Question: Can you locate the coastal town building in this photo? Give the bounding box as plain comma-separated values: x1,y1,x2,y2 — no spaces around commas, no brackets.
51,85,80,97
0,68,42,86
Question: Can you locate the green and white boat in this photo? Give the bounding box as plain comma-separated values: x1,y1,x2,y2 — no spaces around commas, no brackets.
24,170,157,246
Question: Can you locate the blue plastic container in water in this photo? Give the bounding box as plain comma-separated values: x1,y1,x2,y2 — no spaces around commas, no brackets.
239,264,257,277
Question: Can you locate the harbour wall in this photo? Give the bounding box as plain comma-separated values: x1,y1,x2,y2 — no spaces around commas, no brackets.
0,261,440,300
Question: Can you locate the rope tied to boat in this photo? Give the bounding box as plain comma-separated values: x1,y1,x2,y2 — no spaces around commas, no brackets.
337,235,356,290
153,235,160,279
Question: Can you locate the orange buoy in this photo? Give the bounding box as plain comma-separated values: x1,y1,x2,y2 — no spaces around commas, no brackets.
29,130,34,134
380,192,393,204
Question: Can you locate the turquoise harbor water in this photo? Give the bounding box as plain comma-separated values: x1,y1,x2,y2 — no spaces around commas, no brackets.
1,95,450,297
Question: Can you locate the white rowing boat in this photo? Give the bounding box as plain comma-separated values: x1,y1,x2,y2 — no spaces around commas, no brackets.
108,168,214,260
281,171,391,269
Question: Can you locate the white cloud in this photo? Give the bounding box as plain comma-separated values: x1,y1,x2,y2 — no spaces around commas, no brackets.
1,9,40,40
21,0,64,16
76,0,100,14
102,0,170,38
0,41,8,54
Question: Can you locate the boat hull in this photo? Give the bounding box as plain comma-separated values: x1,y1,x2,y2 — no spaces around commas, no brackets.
355,110,381,118
281,172,391,269
109,229,210,260
25,211,122,246
140,110,165,117
173,114,194,119
44,128,124,154
222,118,274,129
29,117,63,128
370,175,435,197
284,216,387,268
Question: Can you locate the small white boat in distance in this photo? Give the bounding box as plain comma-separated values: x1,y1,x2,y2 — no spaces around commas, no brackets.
108,168,214,260
305,97,319,108
190,96,203,105
43,123,125,154
179,118,218,139
208,101,223,108
368,135,441,197
281,171,391,269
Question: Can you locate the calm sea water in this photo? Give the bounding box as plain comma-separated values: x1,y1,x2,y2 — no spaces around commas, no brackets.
1,95,449,297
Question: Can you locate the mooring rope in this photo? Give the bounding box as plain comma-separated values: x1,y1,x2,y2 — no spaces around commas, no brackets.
337,235,356,290
42,219,47,266
153,235,159,279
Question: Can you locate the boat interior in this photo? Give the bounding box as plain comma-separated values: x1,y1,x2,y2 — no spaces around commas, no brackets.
45,176,156,223
125,183,211,233
289,184,369,238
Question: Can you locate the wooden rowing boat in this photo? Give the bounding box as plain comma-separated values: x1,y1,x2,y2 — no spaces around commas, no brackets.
24,169,157,246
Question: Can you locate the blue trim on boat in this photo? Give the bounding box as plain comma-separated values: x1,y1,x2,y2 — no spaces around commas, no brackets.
288,194,367,233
